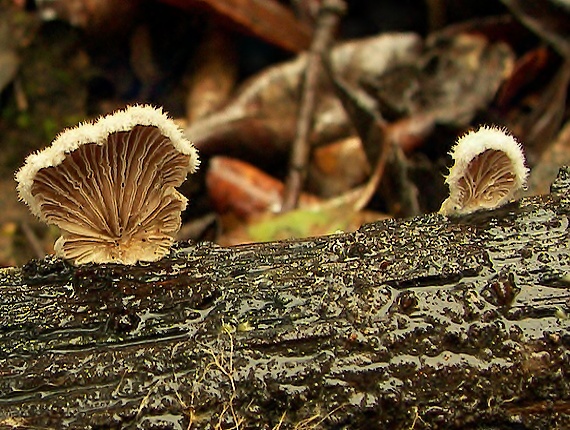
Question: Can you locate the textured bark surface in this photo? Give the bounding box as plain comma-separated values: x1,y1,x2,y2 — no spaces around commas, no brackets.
1,170,570,429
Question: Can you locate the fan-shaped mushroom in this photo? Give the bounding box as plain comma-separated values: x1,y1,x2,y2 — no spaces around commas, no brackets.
16,105,199,265
439,126,528,215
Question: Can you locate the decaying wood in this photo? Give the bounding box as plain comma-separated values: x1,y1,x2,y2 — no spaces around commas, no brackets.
1,169,570,429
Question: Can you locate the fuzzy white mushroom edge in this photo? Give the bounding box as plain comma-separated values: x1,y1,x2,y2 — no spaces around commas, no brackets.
16,105,200,220
439,125,529,215
15,105,200,265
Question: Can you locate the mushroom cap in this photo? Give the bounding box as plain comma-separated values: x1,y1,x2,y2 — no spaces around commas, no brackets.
440,125,528,215
15,105,200,265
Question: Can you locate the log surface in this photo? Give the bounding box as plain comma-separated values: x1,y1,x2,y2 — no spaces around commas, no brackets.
1,170,570,429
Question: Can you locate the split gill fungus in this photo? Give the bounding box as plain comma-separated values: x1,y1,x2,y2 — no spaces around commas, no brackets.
439,125,528,216
15,105,200,265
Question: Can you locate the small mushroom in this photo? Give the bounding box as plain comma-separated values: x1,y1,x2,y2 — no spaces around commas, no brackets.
439,125,528,215
16,105,199,265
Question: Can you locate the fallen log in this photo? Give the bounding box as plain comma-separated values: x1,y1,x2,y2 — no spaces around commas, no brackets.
1,168,570,430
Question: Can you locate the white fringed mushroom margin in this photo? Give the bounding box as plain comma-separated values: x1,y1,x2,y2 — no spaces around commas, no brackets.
440,125,529,215
16,105,200,221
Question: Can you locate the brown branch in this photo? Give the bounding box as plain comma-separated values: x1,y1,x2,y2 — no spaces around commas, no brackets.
2,169,570,428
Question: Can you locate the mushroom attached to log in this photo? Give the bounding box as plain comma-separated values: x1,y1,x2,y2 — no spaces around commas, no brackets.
439,125,528,215
15,105,200,265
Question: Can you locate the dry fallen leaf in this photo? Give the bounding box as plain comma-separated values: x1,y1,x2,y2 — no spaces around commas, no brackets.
185,24,237,122
159,0,312,53
308,136,370,197
185,31,515,171
366,32,515,127
206,156,319,220
185,33,422,163
495,46,553,109
219,205,388,247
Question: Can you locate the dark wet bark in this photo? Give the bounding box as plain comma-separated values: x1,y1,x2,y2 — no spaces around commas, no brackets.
1,170,570,430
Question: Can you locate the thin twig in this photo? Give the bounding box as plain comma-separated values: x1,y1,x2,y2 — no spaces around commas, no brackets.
281,0,347,211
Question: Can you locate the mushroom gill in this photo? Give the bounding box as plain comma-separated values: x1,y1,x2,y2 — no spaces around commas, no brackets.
16,105,199,265
439,126,528,216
